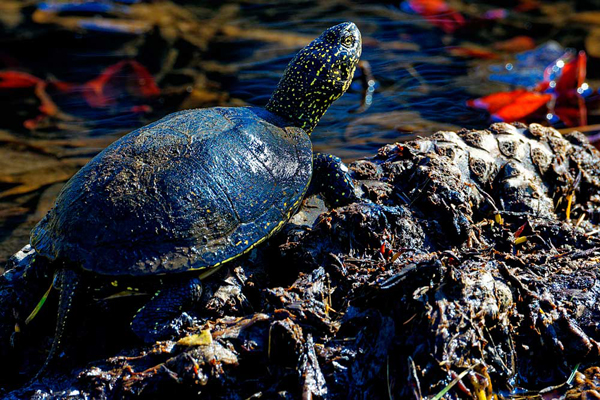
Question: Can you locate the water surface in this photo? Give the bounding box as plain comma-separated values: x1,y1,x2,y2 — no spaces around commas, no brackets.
1,0,599,263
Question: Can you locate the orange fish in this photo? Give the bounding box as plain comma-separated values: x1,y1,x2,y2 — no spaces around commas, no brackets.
493,36,536,53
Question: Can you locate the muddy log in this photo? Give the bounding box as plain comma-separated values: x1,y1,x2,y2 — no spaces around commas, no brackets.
3,122,600,398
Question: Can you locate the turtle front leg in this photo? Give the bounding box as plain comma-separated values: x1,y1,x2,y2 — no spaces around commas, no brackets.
131,276,203,343
310,152,359,207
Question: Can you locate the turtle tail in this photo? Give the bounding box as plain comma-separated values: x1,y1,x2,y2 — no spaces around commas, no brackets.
33,268,81,380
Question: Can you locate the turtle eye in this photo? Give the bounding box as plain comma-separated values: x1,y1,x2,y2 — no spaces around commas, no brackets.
341,34,355,48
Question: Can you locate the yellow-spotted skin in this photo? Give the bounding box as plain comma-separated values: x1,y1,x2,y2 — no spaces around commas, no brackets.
311,152,358,206
32,23,361,277
27,22,362,374
266,22,361,135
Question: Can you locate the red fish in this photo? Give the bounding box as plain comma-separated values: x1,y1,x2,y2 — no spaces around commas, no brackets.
83,60,160,108
467,90,552,122
546,51,588,126
404,0,466,33
0,71,44,89
468,49,590,127
0,60,160,130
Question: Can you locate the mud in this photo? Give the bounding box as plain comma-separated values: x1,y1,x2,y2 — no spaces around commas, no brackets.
3,122,600,398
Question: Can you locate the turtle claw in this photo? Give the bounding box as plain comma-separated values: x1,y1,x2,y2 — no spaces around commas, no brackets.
310,152,360,207
131,277,202,343
134,312,195,344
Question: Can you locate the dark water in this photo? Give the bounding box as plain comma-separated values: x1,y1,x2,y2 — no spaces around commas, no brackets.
1,0,599,263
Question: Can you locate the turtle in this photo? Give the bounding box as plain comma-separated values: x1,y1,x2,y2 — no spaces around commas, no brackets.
27,22,362,374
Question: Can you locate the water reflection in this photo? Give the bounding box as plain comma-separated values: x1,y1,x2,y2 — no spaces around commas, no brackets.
1,0,600,264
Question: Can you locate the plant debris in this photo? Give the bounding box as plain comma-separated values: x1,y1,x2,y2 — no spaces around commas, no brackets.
3,122,600,398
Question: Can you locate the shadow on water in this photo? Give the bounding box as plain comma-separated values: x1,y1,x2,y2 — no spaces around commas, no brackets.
1,0,600,264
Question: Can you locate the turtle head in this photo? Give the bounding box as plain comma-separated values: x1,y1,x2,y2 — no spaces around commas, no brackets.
266,22,362,135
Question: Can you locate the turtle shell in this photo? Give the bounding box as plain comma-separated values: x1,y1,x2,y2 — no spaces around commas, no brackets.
31,107,313,276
